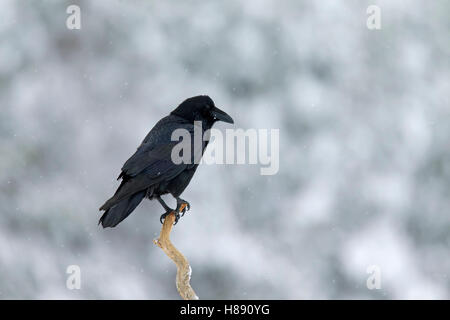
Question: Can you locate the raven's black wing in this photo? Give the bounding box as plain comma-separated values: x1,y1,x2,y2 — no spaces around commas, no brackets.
99,142,186,211
99,118,202,211
118,116,194,179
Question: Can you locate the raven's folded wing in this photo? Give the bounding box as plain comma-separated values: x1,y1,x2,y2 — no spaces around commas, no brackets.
100,115,207,212
99,142,189,211
120,142,181,178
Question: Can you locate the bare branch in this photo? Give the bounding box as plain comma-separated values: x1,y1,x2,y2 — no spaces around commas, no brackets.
153,209,199,300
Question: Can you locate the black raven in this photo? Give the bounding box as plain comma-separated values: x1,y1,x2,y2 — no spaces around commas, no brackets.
99,95,233,228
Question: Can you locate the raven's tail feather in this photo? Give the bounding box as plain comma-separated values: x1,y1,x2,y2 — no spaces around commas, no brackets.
99,190,146,228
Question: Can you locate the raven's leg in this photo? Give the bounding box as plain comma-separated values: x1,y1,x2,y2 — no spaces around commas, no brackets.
157,195,172,212
175,197,191,217
157,196,177,224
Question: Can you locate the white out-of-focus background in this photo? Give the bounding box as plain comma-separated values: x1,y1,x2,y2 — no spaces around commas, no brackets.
0,0,448,299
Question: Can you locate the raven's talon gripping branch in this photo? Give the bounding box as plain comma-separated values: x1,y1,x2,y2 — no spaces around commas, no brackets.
179,205,188,217
161,211,182,225
160,210,173,224
176,198,190,217
173,211,181,225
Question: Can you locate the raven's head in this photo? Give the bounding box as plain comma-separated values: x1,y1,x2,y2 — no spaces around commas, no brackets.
171,95,234,126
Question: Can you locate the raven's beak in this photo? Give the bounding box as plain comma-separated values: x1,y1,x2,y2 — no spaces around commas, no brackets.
211,106,234,124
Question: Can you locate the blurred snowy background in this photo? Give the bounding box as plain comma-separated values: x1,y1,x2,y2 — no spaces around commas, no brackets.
0,0,448,299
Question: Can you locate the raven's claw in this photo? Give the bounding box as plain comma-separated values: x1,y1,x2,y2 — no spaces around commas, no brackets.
159,210,172,224
160,210,182,225
173,212,181,225
159,199,190,225
176,198,191,217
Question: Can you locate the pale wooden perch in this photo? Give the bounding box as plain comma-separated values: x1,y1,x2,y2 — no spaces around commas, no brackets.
153,206,199,300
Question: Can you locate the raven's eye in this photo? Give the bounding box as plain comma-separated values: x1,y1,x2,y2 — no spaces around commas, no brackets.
201,104,211,115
